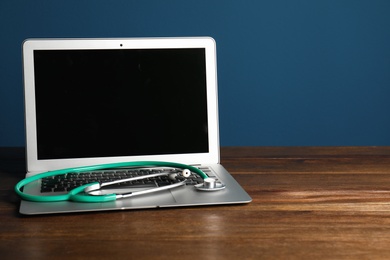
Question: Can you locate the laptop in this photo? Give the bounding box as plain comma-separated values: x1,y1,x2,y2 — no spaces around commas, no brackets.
20,37,252,215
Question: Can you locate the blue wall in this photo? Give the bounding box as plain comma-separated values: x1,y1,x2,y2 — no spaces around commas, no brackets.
1,0,390,147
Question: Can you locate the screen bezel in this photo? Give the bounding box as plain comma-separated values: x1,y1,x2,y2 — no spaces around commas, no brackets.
23,37,220,173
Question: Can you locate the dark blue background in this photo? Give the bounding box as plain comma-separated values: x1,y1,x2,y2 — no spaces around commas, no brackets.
1,0,389,147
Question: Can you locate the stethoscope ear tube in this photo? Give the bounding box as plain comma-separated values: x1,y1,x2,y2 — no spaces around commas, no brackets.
15,168,76,202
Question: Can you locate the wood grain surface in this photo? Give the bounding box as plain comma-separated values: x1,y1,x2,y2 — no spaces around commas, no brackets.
1,147,390,259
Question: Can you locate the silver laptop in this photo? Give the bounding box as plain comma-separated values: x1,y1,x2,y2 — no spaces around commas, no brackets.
20,37,251,215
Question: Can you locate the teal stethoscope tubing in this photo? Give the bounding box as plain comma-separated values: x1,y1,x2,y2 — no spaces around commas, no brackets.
15,161,208,203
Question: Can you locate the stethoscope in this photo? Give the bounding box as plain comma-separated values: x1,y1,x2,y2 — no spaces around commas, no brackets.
15,161,226,203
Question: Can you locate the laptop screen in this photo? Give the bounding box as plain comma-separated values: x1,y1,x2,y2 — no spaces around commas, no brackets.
33,48,209,160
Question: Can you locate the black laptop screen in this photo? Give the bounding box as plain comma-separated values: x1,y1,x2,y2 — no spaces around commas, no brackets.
33,48,209,160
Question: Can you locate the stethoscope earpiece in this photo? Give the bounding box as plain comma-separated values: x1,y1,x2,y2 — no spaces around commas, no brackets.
182,169,191,178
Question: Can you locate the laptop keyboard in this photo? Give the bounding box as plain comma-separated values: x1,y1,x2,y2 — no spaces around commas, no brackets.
40,167,212,193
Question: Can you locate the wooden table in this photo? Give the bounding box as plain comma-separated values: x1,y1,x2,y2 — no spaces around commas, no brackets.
2,146,390,259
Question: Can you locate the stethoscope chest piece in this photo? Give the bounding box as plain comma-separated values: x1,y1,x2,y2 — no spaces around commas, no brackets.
195,178,226,191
